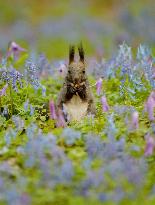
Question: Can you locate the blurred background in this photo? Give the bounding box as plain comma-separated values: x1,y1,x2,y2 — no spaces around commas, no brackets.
0,0,155,59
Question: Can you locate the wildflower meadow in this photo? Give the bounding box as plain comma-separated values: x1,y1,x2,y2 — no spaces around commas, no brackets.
0,1,155,205
0,41,155,205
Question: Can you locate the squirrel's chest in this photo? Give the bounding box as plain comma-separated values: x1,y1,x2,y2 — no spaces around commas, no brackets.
63,94,88,121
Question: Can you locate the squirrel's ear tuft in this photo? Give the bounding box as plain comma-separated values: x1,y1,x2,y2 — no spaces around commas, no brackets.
78,43,84,63
69,45,75,64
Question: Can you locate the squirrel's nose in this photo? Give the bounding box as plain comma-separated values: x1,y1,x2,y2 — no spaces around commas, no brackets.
74,78,79,83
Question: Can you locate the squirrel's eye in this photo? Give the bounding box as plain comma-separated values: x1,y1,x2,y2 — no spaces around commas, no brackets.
68,70,71,74
82,70,85,74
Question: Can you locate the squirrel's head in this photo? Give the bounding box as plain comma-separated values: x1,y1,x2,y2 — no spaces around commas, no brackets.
66,44,86,85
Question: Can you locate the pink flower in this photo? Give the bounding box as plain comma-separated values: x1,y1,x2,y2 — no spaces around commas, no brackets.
144,134,155,156
96,78,102,95
101,96,109,112
49,100,66,127
6,41,26,60
49,100,57,120
0,84,8,96
56,109,66,127
131,111,139,130
145,91,155,121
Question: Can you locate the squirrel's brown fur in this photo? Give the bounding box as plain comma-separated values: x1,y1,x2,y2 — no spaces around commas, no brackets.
56,44,96,122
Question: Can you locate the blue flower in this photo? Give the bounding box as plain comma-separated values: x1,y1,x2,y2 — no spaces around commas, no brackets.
62,128,81,145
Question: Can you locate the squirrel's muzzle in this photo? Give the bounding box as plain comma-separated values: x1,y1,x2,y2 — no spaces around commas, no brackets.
74,78,79,84
69,81,85,89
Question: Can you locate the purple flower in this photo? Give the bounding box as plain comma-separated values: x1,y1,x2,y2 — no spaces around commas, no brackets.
62,128,81,145
12,116,24,131
59,160,74,182
23,100,29,111
86,134,103,158
37,53,52,77
56,109,66,127
144,134,155,156
41,85,46,96
131,111,139,130
0,84,8,96
49,100,57,120
30,105,34,116
49,101,66,127
58,62,67,77
1,67,23,92
101,96,109,112
80,168,104,196
96,78,102,95
145,91,155,121
25,59,43,90
19,193,31,205
7,41,26,61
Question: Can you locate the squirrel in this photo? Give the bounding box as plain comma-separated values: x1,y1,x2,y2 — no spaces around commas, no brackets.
56,43,96,122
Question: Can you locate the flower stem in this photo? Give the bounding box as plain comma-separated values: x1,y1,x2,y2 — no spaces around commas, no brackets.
0,97,1,114
9,84,14,116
